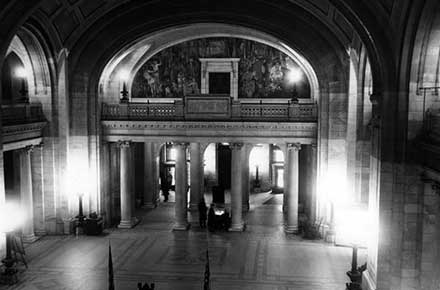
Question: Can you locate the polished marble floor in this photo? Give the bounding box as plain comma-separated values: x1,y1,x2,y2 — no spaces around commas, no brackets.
1,193,366,290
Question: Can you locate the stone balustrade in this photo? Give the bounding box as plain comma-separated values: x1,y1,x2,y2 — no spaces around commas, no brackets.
1,103,47,150
424,109,440,142
2,103,46,125
102,96,317,122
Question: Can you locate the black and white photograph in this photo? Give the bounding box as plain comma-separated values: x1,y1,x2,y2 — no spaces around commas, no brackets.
0,0,439,289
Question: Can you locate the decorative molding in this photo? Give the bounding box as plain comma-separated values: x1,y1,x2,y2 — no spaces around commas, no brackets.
102,120,315,132
287,143,302,151
230,143,244,150
2,121,47,145
173,142,189,149
117,140,132,148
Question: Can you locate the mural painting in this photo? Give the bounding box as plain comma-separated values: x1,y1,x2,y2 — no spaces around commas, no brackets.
131,38,310,98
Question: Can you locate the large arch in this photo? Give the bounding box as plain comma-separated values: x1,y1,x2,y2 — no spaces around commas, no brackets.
98,23,320,103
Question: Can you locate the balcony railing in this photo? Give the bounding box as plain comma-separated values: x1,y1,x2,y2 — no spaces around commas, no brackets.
424,109,440,142
2,103,46,125
102,97,317,122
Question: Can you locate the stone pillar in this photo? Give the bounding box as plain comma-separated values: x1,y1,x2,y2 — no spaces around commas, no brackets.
31,144,46,236
310,143,318,223
419,178,440,290
152,143,161,204
241,144,250,212
101,142,111,227
278,144,287,212
143,142,156,208
173,143,189,230
20,146,37,242
284,143,301,233
118,141,136,228
230,143,245,231
189,143,202,211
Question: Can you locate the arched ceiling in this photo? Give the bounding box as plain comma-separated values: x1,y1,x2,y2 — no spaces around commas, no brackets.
0,0,427,94
65,0,352,87
99,24,321,101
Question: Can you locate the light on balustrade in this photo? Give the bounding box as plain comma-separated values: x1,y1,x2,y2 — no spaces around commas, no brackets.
418,86,440,125
287,67,302,103
118,69,130,103
15,66,29,103
0,202,25,284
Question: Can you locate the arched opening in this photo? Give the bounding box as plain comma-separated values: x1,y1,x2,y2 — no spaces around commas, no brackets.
98,23,320,105
2,52,27,104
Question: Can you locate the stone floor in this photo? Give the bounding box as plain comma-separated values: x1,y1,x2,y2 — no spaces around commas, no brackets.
1,193,366,290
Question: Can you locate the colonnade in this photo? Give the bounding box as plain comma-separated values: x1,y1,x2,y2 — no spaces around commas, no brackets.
114,140,313,233
2,144,44,243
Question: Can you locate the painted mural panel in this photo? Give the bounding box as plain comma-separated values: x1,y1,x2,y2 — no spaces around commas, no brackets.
131,38,310,98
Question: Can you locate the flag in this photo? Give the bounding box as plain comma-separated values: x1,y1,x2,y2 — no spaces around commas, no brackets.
203,249,210,290
109,242,115,290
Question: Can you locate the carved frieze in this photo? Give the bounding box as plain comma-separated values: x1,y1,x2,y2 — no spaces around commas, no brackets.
102,120,317,144
2,121,47,145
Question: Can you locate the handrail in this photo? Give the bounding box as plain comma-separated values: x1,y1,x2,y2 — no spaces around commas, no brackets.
2,103,46,125
101,99,317,122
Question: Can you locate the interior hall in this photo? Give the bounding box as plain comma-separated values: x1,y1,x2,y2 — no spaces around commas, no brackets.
0,1,439,290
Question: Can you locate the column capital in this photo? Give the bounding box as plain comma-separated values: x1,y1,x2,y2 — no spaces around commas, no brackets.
421,173,440,195
433,183,440,195
19,145,34,154
173,142,189,149
287,143,301,151
230,143,243,150
117,140,132,148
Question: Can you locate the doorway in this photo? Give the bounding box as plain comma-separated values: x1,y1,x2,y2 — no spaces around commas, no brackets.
216,144,231,190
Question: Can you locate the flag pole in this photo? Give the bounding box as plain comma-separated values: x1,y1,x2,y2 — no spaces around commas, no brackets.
204,208,211,290
109,240,115,290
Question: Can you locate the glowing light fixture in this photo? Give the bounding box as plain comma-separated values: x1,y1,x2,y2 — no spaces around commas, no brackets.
15,66,29,102
0,202,25,233
0,202,25,282
287,67,302,83
169,148,177,161
118,69,129,102
118,69,130,82
15,67,28,79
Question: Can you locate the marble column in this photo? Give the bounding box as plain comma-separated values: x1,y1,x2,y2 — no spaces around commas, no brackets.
230,143,245,231
173,142,190,230
143,142,156,208
31,144,46,236
152,143,161,204
189,143,202,211
118,141,136,228
101,142,112,227
310,143,318,223
20,146,37,242
284,143,301,233
241,144,250,212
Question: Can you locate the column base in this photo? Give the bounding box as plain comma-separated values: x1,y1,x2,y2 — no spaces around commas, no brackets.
229,222,245,232
142,202,157,209
173,223,190,231
362,269,376,290
188,203,199,211
35,230,47,236
22,234,39,243
284,224,298,234
118,217,139,229
62,218,75,235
